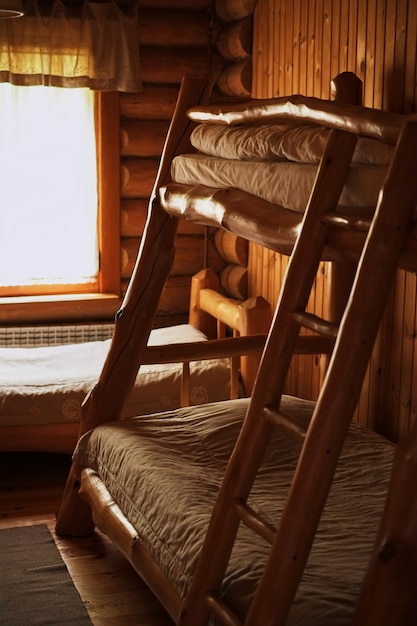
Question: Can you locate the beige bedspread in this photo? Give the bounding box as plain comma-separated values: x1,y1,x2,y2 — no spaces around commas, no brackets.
74,396,394,625
0,325,232,427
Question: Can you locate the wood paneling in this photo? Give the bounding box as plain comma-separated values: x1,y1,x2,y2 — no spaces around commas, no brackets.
251,0,417,442
252,0,417,110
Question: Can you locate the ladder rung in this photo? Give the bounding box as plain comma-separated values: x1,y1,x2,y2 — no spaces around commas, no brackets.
322,211,372,232
205,593,243,626
233,498,276,545
292,311,339,338
262,406,307,440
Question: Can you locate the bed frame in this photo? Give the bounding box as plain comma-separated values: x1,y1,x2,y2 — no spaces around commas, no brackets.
0,272,271,454
56,74,417,625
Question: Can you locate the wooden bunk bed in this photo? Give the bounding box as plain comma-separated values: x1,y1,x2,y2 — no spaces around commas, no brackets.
0,269,271,454
55,74,417,626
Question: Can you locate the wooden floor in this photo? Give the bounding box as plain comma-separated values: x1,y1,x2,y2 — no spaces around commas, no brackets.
0,451,175,626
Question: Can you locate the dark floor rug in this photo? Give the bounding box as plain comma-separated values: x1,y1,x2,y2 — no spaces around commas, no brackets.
0,524,92,625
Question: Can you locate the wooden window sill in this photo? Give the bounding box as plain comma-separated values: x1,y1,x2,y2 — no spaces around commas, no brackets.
0,293,122,325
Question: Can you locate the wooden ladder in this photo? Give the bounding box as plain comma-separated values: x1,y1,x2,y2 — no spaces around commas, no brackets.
179,120,417,626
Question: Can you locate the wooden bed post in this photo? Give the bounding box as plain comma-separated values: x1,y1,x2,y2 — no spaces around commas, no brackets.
189,268,220,339
327,71,363,324
56,75,212,537
353,418,417,626
239,295,272,395
330,71,363,106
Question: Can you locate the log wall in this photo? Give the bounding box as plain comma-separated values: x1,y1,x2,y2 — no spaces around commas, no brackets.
119,0,254,327
121,3,210,327
250,0,417,442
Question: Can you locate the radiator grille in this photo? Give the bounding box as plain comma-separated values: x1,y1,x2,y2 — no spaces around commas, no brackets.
0,324,115,348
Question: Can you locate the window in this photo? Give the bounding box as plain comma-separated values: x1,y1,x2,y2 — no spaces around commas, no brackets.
0,87,121,324
0,84,98,293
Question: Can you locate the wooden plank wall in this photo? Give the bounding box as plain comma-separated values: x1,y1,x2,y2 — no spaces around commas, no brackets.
251,0,417,442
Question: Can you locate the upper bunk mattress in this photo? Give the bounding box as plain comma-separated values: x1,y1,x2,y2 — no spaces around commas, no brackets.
171,154,387,211
75,396,394,626
170,122,393,212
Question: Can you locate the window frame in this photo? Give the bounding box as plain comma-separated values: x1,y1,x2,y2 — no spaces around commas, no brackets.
0,91,122,325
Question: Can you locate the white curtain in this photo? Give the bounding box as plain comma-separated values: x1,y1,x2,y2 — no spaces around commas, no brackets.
0,0,142,92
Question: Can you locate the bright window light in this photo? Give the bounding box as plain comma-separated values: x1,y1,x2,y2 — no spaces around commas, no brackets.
0,83,98,288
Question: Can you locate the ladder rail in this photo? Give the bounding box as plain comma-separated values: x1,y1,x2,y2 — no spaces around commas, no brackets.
182,119,417,626
245,119,417,626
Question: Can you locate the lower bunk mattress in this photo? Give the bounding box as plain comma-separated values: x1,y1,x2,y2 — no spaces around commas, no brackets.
0,324,231,428
74,396,394,625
